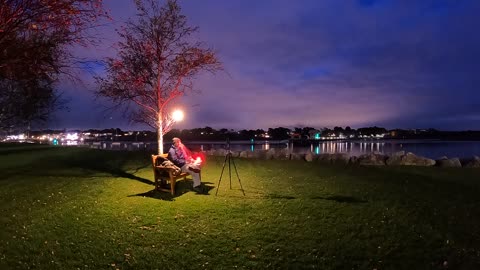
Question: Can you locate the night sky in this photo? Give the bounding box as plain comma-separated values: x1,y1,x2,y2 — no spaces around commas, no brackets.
50,0,480,131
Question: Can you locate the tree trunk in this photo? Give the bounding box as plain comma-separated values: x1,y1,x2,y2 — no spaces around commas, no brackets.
157,110,163,154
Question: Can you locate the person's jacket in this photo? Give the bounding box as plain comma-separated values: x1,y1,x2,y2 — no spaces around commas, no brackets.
168,145,186,167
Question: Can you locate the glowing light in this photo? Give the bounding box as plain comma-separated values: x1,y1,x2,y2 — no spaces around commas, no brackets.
6,134,25,140
66,133,78,140
191,153,206,166
172,109,184,122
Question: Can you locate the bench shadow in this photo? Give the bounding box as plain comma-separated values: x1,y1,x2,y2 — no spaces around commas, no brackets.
129,182,216,201
312,195,368,203
100,167,154,186
58,154,154,186
1,148,154,186
196,183,215,195
0,168,153,186
128,189,175,201
174,181,216,196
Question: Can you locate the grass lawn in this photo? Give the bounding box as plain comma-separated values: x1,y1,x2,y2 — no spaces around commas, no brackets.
1,144,480,269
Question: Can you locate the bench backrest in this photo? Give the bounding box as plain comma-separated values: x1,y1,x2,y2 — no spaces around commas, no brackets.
152,153,169,167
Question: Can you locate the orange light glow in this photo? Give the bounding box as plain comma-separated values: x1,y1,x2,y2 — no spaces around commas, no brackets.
172,109,184,122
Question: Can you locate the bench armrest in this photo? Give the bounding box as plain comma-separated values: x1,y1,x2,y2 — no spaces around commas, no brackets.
154,165,176,171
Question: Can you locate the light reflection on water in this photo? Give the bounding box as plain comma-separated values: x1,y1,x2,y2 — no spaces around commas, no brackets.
88,140,480,159
188,140,480,159
309,141,385,156
297,141,480,159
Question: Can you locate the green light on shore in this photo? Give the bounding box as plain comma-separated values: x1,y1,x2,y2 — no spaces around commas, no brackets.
315,133,320,139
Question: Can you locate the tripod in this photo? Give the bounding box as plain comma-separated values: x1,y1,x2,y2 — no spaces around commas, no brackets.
215,140,245,196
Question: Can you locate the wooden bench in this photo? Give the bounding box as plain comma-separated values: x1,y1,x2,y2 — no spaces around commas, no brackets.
151,154,189,195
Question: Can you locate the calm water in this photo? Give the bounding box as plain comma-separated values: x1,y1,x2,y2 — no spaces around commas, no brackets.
82,139,480,159
184,140,480,159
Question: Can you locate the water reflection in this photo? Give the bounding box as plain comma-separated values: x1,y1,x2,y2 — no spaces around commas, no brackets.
83,139,480,159
263,141,270,151
197,140,480,158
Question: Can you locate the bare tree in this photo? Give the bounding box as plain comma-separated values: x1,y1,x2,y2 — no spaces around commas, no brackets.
0,0,108,130
0,76,64,130
0,0,107,71
96,0,221,154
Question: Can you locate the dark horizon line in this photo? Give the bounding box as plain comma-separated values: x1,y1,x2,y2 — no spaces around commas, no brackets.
23,126,480,133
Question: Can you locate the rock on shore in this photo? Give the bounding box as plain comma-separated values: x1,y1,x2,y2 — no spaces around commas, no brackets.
205,149,479,168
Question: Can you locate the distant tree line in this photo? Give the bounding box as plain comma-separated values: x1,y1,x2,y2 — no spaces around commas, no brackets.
72,126,480,141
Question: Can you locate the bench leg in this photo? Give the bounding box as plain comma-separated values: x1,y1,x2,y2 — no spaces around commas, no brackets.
170,177,175,195
154,175,159,190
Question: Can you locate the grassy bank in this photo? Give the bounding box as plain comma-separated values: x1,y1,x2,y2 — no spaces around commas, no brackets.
1,144,479,269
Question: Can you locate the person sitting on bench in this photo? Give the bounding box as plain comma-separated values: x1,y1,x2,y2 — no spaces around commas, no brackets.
168,137,203,192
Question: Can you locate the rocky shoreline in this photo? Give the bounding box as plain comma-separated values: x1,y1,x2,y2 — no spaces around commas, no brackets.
205,149,480,168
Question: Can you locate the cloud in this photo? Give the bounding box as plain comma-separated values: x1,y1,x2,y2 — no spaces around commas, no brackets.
52,0,480,130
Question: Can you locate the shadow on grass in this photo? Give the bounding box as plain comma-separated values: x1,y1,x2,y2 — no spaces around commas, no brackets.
0,149,155,187
100,166,154,186
129,182,216,201
262,194,367,203
0,146,53,156
128,189,175,201
312,195,368,203
265,194,296,200
57,152,154,186
175,181,216,196
2,162,154,186
170,180,215,196
196,182,215,195
64,153,154,184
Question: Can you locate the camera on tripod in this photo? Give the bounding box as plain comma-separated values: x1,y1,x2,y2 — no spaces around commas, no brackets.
215,136,245,196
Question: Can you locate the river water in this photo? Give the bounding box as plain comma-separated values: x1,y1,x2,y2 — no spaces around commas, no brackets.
81,139,480,159
182,140,480,159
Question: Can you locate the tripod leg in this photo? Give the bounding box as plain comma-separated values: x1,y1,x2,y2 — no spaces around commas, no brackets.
228,153,232,189
230,156,246,196
215,153,229,196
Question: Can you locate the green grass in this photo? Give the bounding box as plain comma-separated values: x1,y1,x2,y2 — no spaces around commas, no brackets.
1,144,480,269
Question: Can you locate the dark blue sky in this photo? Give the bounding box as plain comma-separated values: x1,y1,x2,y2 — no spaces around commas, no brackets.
49,0,480,131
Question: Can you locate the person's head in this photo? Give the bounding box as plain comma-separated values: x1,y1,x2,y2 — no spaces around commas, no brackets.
172,137,182,147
